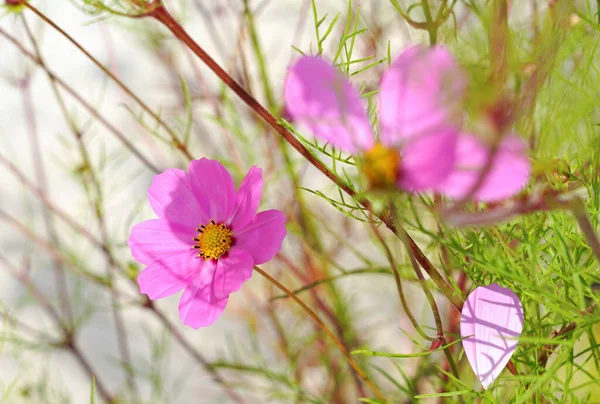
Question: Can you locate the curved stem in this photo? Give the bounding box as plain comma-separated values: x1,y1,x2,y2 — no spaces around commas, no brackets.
146,0,463,314
421,0,438,45
253,265,387,401
20,1,194,162
368,215,434,341
0,28,160,173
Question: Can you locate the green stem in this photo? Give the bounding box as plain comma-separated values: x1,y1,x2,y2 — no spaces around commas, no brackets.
147,0,465,318
243,0,322,252
421,0,437,45
254,266,387,401
368,214,434,341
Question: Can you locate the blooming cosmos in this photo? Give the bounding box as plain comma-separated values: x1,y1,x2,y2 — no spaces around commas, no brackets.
128,159,287,328
460,284,524,389
284,46,530,201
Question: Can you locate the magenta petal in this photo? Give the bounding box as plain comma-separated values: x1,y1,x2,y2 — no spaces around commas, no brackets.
128,219,195,265
436,134,531,202
148,168,209,226
284,56,374,153
460,284,524,389
188,158,236,223
234,210,287,265
212,249,254,300
178,261,228,329
137,249,202,300
398,128,458,191
229,166,263,230
379,46,466,146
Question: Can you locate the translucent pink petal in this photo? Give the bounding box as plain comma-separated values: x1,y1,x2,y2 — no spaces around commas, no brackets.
436,134,531,202
234,210,286,265
128,219,195,265
228,166,263,230
379,46,466,146
137,249,202,300
188,158,236,223
212,249,254,300
398,128,458,191
460,284,524,389
148,168,209,226
284,56,373,153
178,261,228,329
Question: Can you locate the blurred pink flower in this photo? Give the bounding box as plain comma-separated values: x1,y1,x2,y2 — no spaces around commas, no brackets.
460,284,524,389
128,159,287,329
283,46,530,200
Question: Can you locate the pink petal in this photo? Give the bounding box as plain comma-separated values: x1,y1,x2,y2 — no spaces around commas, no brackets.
460,284,524,389
398,128,458,191
188,158,236,223
228,166,263,230
137,249,203,300
436,134,531,202
234,210,286,265
378,46,466,146
128,219,195,265
178,261,228,329
148,168,209,226
212,249,254,300
284,56,374,153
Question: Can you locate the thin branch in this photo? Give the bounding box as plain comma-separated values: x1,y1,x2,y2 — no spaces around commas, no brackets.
18,18,75,329
253,265,387,401
20,1,195,162
0,27,160,173
368,215,434,341
144,0,464,317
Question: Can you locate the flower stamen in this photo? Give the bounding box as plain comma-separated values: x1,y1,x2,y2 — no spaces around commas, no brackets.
193,220,233,260
361,143,401,189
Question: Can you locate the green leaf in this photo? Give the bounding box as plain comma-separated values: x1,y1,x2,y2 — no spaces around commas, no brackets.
414,390,470,399
352,338,465,358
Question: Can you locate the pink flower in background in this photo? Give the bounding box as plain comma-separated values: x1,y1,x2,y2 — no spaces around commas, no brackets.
128,159,287,329
437,134,531,201
460,284,524,389
284,46,530,201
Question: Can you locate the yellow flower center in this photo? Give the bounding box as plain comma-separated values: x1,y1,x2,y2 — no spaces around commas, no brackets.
361,143,400,189
193,220,233,260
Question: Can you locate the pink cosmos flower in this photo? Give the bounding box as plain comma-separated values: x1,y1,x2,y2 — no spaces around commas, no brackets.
460,284,524,389
128,159,287,329
284,46,530,201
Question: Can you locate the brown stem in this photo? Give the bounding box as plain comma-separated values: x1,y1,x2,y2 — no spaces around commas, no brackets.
0,203,244,402
20,16,139,397
438,270,468,402
490,0,509,84
0,254,64,331
0,28,160,173
0,253,114,403
148,302,246,403
368,214,434,341
391,208,459,381
19,16,75,329
276,254,368,398
0,308,56,342
146,0,464,317
20,1,195,162
149,4,355,195
253,265,386,401
537,305,597,368
69,342,116,403
0,155,104,248
570,198,600,265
